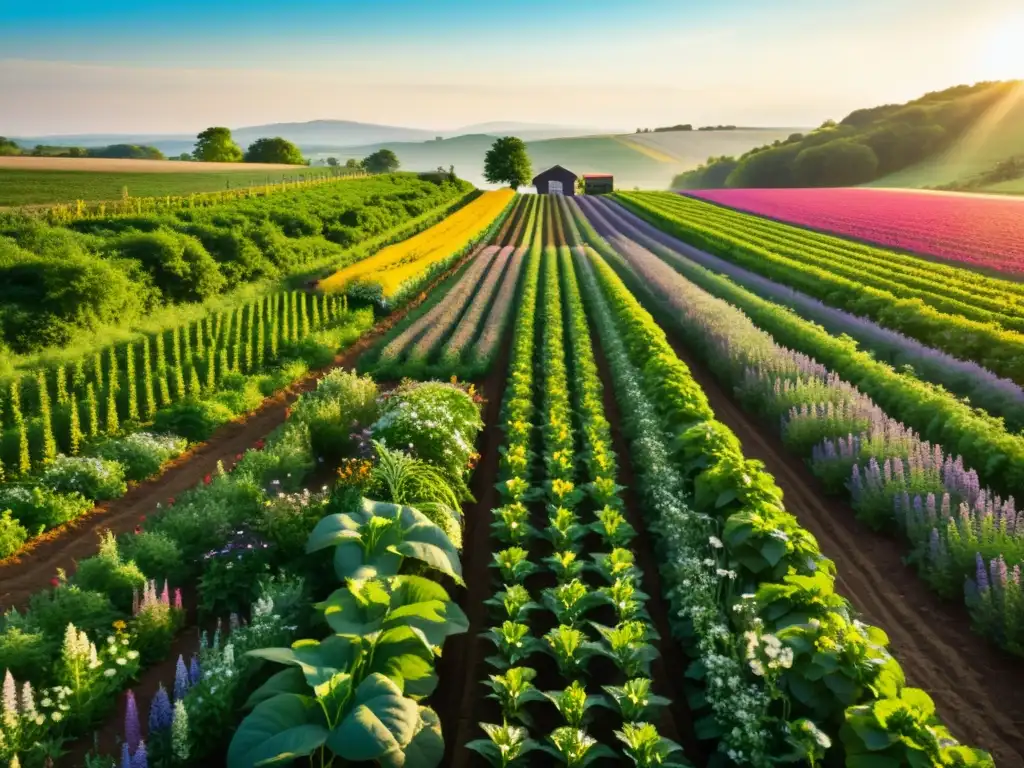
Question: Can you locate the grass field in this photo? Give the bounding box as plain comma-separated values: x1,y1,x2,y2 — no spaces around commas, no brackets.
0,156,333,206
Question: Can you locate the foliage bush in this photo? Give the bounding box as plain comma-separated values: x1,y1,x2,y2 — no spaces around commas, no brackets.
91,431,188,482
73,532,146,613
152,399,235,442
0,485,92,534
369,380,482,496
120,530,187,585
39,455,127,500
289,369,379,461
0,509,28,558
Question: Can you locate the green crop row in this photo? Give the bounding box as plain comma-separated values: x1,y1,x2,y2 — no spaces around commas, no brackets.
572,241,993,766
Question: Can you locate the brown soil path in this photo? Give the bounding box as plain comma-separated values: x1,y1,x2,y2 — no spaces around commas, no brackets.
660,332,1024,766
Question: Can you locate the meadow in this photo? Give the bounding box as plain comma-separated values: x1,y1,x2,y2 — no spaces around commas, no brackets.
0,169,1021,768
0,157,348,206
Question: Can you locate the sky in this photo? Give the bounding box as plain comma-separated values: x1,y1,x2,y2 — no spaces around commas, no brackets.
2,0,1024,136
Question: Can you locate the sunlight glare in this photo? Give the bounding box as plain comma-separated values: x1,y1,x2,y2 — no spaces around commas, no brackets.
979,14,1024,79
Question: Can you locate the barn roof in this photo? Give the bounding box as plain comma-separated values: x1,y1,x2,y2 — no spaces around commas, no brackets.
582,173,613,178
532,164,577,181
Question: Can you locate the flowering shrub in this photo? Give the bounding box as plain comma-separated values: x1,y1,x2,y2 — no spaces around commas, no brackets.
370,380,483,496
92,431,188,482
197,528,273,617
0,485,93,536
40,455,127,501
0,510,28,558
73,532,146,613
288,368,378,460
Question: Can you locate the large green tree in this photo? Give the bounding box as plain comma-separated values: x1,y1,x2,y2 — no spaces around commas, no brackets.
0,137,21,156
362,149,400,174
483,136,532,189
244,137,305,165
193,127,243,163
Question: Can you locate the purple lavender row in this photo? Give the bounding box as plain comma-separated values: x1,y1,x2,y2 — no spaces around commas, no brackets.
588,196,1024,431
572,196,1024,654
377,244,498,364
439,244,515,366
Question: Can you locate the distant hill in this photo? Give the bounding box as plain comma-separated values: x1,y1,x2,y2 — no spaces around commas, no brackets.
307,130,801,189
673,81,1024,191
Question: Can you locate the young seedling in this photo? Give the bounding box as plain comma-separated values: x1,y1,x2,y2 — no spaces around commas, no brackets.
599,678,671,722
590,506,637,548
484,584,541,622
483,667,545,725
614,722,688,768
492,546,539,584
483,621,539,669
541,680,604,729
592,548,641,584
545,550,587,583
601,577,650,623
544,507,587,552
492,502,535,545
541,727,616,767
593,621,660,678
543,625,600,678
542,580,608,627
466,722,540,767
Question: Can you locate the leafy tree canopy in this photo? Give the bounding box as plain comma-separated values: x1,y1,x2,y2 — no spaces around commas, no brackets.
244,137,305,165
326,157,339,167
193,127,243,163
0,137,20,156
483,136,532,190
362,149,400,174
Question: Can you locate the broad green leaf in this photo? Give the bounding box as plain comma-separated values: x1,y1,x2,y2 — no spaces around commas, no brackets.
327,674,420,761
335,540,402,581
385,706,445,768
227,693,328,768
244,667,308,711
306,513,361,553
393,522,464,583
248,635,355,691
371,626,438,699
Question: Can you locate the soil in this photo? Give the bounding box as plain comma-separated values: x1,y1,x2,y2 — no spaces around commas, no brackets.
659,332,1024,766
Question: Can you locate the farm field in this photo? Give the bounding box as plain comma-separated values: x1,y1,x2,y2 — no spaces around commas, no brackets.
685,186,1024,275
0,156,342,206
0,178,1021,768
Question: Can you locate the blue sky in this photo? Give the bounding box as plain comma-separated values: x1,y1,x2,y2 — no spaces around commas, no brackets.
2,0,1022,134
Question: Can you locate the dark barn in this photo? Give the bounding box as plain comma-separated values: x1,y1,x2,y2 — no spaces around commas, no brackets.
532,164,577,195
583,173,614,194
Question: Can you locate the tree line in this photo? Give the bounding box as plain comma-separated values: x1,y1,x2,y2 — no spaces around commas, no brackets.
673,80,1019,189
634,124,738,133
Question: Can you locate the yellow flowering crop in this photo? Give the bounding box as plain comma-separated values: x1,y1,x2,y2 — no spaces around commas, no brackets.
319,188,514,298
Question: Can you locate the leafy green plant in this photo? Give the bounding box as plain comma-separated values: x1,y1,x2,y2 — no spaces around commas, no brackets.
601,577,648,622
492,546,538,584
592,548,641,584
317,574,468,652
483,666,545,725
306,498,463,584
841,688,993,767
594,621,659,678
614,722,688,768
542,625,599,678
590,506,636,547
483,621,539,669
491,502,535,545
540,727,615,767
541,680,603,729
598,678,671,723
544,507,587,551
541,580,607,627
545,550,586,583
484,584,540,623
466,723,540,768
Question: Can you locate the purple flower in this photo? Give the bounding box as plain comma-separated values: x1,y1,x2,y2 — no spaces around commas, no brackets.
148,684,173,733
125,690,141,752
189,654,202,686
121,743,131,768
976,553,990,593
131,740,148,768
174,655,189,703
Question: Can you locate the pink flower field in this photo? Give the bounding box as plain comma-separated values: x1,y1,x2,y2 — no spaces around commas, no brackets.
686,187,1024,275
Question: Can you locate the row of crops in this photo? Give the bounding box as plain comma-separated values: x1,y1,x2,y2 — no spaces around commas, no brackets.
578,193,1024,658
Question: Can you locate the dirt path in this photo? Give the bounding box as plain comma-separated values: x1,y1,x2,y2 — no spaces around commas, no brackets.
659,332,1024,766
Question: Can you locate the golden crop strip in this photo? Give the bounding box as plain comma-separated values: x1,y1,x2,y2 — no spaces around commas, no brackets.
319,188,514,295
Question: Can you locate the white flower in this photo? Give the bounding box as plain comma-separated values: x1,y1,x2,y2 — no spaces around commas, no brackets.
127,650,139,659
708,536,723,549
104,669,116,678
116,658,127,666
51,712,63,722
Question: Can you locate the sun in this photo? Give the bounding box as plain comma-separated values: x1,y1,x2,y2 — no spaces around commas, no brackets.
979,14,1024,79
